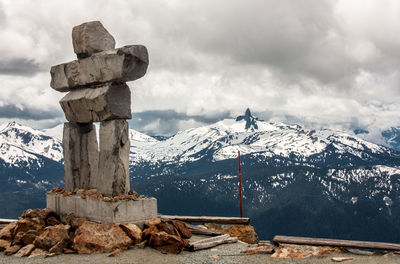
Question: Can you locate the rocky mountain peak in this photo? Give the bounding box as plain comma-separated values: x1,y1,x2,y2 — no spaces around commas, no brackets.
235,108,259,130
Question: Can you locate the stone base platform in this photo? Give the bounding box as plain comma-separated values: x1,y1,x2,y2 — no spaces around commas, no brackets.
46,193,157,224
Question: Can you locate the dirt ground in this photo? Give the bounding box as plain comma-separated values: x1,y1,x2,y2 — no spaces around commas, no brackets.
1,240,400,264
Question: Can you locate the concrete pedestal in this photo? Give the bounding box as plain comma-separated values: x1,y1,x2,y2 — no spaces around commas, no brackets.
46,193,157,224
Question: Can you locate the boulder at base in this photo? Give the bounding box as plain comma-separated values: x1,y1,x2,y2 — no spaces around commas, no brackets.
119,223,142,244
73,221,132,254
33,224,70,251
0,222,17,240
149,231,187,254
14,244,35,257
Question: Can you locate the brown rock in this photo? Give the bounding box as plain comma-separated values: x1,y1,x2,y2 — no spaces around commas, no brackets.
116,193,126,200
332,257,354,262
28,248,47,258
149,231,186,254
34,224,70,251
21,208,56,221
76,218,87,228
144,218,161,229
119,223,142,244
75,189,85,194
346,248,374,255
108,248,123,257
14,244,35,257
22,230,41,245
13,231,25,244
13,219,44,238
63,248,76,254
143,225,160,241
142,218,165,241
0,239,11,251
383,252,396,258
5,244,21,255
50,187,64,194
89,193,102,199
49,239,68,255
241,245,275,254
73,221,132,254
271,245,345,259
161,221,180,237
14,229,42,245
85,189,97,195
205,224,258,244
128,190,139,197
45,252,57,258
46,216,61,226
0,221,17,240
65,213,78,229
103,197,112,202
171,220,192,239
271,247,313,259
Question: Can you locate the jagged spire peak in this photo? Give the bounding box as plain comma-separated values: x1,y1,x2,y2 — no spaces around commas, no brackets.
236,108,259,130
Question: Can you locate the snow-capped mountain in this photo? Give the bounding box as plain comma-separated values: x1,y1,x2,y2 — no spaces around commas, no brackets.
39,109,396,168
0,110,400,242
0,121,62,166
130,110,392,164
382,127,400,152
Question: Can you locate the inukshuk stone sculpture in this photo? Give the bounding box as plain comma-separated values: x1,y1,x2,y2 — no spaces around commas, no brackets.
50,21,148,197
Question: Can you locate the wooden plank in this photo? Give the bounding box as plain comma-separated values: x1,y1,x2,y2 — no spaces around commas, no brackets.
184,223,223,236
0,218,16,224
160,215,250,225
273,235,400,251
189,234,238,251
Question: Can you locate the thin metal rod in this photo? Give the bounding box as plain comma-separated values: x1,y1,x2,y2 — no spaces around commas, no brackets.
238,150,243,218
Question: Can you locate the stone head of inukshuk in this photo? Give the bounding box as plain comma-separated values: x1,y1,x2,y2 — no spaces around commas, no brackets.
50,21,148,197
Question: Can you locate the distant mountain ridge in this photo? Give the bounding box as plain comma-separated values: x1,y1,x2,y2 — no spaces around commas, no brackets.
382,127,400,151
0,111,400,242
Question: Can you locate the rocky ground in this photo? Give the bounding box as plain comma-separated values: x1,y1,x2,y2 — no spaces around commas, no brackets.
1,207,400,263
1,239,400,264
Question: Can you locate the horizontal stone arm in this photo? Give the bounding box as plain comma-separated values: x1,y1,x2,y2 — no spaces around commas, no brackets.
50,45,148,92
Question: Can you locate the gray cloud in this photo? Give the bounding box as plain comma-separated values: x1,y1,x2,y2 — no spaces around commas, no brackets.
133,0,357,86
129,110,232,136
0,104,63,120
0,0,399,145
0,2,5,26
0,58,42,76
184,0,351,83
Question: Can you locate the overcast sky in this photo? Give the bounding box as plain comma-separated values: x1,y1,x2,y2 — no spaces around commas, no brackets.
0,0,399,141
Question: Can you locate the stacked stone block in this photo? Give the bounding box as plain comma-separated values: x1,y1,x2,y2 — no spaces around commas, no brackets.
50,21,148,197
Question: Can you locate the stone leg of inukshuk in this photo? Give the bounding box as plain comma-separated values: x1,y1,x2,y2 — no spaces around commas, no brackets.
63,122,98,192
46,21,157,223
98,119,130,197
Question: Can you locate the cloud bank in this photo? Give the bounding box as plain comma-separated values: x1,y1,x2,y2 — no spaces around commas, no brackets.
0,0,399,140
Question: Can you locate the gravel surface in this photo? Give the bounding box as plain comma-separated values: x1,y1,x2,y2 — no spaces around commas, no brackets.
1,242,400,264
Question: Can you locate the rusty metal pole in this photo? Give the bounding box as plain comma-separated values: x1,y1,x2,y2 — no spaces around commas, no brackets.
238,150,243,218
